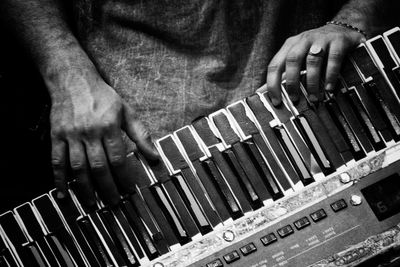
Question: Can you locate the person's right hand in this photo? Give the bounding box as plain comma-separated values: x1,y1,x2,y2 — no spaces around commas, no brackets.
48,66,158,207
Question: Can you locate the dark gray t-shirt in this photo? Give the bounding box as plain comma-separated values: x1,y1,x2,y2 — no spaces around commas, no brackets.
73,0,346,138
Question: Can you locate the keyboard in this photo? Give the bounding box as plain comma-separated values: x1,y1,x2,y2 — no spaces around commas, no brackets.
2,27,400,267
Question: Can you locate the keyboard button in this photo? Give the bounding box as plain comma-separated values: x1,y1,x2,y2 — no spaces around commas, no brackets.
293,217,311,230
207,258,224,267
223,250,240,264
277,225,294,238
240,242,257,256
310,209,327,222
260,233,277,246
331,199,348,212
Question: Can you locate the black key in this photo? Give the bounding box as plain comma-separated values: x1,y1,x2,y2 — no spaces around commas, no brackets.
111,205,145,259
246,94,305,187
385,28,400,60
125,154,180,246
368,36,400,96
352,46,400,123
346,89,385,151
98,207,140,266
14,204,60,267
228,102,292,192
274,126,313,185
0,233,18,267
341,58,394,142
50,191,101,266
326,98,366,160
193,117,263,208
120,200,159,260
334,89,374,153
212,111,282,199
315,101,354,163
150,184,191,244
296,79,344,171
149,160,199,240
140,187,181,246
261,91,321,176
193,118,252,213
175,127,232,221
76,217,114,266
32,195,88,267
158,136,216,232
0,212,47,267
129,193,169,254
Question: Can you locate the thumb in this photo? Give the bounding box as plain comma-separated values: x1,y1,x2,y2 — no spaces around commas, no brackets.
122,105,159,160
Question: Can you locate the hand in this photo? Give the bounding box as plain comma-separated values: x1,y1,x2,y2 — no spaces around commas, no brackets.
49,67,158,207
266,24,366,105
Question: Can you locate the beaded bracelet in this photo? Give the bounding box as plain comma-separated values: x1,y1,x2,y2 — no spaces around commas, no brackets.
326,20,367,38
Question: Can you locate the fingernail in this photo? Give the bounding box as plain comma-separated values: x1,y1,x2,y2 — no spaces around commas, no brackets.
325,83,334,91
57,190,66,199
308,94,319,103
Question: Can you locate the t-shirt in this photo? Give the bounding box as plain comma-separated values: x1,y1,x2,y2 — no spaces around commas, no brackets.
73,0,346,139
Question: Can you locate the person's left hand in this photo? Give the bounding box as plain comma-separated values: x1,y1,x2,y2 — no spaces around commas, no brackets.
266,23,366,105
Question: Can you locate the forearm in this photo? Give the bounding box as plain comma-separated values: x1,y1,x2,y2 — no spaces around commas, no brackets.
334,0,396,37
1,0,96,99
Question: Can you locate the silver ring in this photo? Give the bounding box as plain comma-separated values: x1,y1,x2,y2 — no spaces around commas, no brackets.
308,45,324,57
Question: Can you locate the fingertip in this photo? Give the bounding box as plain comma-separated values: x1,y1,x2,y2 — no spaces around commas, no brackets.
267,91,282,107
308,94,319,103
56,190,66,199
288,92,299,104
325,83,335,91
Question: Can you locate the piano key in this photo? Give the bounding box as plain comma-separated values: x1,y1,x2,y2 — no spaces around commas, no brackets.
346,89,386,151
49,190,101,266
97,207,140,266
260,91,322,177
32,195,88,267
149,160,199,239
383,27,400,63
210,111,281,200
341,58,394,142
119,200,159,260
76,216,114,266
245,94,306,188
367,36,400,96
334,88,374,154
351,45,400,123
128,193,169,254
14,204,60,267
125,154,180,246
157,138,216,234
149,184,191,244
227,101,293,192
174,127,233,221
193,118,252,213
296,77,344,171
0,212,48,267
315,101,354,163
326,98,366,160
0,228,19,267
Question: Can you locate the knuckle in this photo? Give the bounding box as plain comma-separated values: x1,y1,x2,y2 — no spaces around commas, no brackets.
70,161,86,172
306,55,322,66
109,154,125,167
328,50,343,62
286,52,302,64
90,160,107,173
51,158,65,169
267,62,280,73
307,81,320,89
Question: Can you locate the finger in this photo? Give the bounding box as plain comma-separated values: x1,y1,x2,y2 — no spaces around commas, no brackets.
306,43,327,102
85,139,120,206
103,128,134,193
285,40,311,103
123,106,159,160
266,38,296,106
68,141,96,207
51,138,68,199
324,41,346,92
